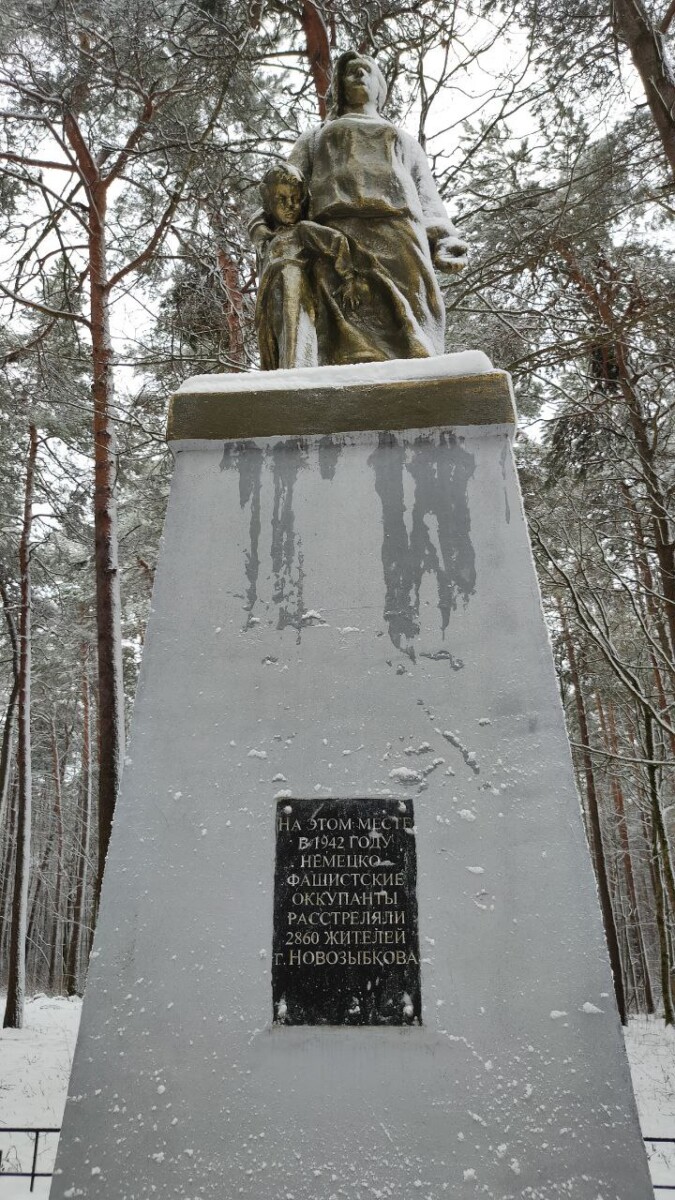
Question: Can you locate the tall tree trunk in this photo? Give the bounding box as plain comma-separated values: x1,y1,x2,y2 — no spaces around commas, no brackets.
0,572,20,832
622,482,675,698
216,248,246,367
612,0,675,182
25,871,44,982
4,424,38,1029
597,694,656,1013
643,711,675,918
635,909,656,1014
26,794,54,961
300,0,332,117
0,679,18,834
651,815,675,1024
206,210,246,369
632,722,669,1009
65,650,92,996
642,715,675,1022
559,603,627,1022
0,570,19,835
48,717,64,993
621,388,675,662
620,917,638,1014
0,776,18,962
89,183,125,906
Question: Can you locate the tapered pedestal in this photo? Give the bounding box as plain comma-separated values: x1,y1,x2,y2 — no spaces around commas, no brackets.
52,354,652,1200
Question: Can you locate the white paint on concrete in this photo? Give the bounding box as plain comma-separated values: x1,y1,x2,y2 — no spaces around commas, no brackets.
52,415,653,1200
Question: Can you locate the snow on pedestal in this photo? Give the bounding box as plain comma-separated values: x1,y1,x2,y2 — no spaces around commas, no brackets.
173,350,494,393
52,356,653,1200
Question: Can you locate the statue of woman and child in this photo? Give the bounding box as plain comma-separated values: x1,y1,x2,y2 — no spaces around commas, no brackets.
248,51,468,370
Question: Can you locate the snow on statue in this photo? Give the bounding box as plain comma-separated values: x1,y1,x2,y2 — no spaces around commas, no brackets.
249,51,468,369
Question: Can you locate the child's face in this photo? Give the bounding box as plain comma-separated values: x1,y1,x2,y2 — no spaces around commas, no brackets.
271,181,303,226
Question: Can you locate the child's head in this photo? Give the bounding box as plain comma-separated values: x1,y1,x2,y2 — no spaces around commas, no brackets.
259,163,308,228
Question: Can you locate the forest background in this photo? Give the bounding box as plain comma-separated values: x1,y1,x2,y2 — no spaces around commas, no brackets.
0,0,673,1030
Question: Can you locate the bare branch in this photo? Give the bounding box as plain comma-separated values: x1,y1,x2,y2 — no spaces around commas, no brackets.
0,151,77,173
0,280,90,327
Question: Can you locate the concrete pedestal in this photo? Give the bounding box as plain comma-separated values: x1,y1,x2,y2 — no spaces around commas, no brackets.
53,354,652,1200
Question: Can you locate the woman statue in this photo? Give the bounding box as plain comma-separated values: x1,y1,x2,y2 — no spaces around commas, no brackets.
250,51,468,369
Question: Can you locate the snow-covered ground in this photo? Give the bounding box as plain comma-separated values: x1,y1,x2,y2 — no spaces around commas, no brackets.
0,995,673,1197
0,995,80,1200
625,1016,675,1194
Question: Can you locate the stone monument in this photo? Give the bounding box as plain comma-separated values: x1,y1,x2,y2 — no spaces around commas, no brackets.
52,51,652,1200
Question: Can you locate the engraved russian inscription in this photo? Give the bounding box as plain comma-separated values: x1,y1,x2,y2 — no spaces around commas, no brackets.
273,798,421,1025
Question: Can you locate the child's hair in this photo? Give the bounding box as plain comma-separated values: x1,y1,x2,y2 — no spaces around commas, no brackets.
259,162,309,224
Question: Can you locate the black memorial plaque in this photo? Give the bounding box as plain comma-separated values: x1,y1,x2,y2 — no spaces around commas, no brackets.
272,798,421,1025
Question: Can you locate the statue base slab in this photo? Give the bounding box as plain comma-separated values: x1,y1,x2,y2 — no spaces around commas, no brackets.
167,351,515,440
53,358,652,1200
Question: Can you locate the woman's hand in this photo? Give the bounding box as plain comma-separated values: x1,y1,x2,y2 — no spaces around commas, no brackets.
433,235,468,273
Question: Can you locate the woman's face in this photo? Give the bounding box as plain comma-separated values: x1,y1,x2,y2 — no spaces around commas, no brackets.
342,57,380,109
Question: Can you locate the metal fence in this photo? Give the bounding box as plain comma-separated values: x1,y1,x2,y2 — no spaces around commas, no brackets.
645,1137,675,1193
0,1128,674,1194
0,1128,61,1192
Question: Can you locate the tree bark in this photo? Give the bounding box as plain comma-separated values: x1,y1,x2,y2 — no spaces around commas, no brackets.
300,0,332,117
622,389,675,663
26,798,54,977
65,649,92,996
643,710,675,920
48,717,64,992
0,680,18,832
598,694,655,1013
4,424,38,1029
560,603,627,1022
0,776,18,960
638,715,675,1022
650,800,675,1024
89,182,125,906
0,573,20,832
621,481,675,697
216,247,246,367
612,0,675,182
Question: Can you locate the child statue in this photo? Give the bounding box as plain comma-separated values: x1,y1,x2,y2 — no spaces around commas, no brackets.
252,163,369,371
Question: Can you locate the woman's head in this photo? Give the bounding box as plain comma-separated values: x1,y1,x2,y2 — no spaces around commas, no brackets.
259,163,309,227
329,51,388,117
